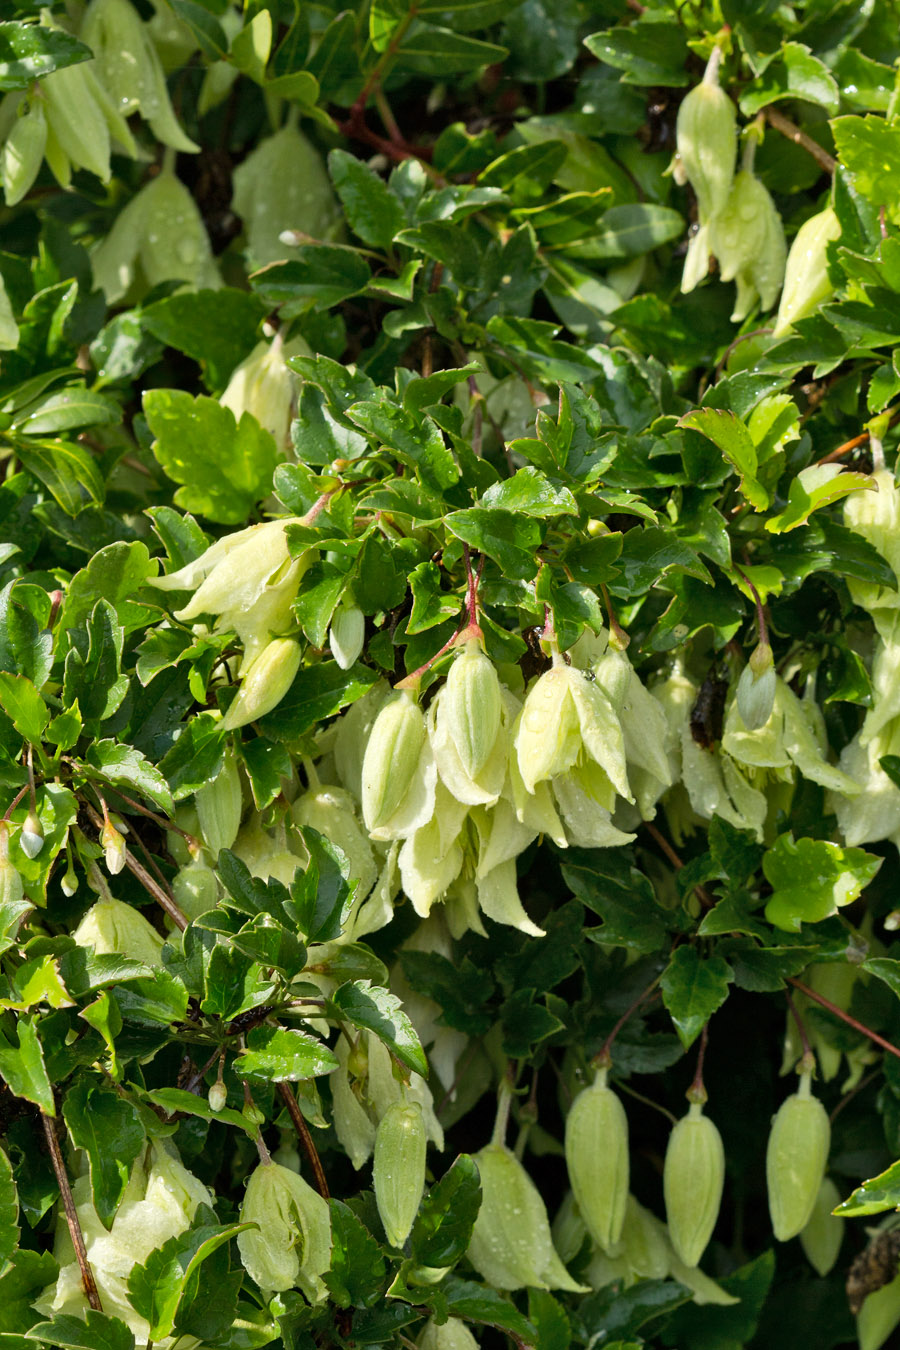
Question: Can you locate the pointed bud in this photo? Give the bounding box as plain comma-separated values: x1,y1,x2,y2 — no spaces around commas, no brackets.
441,640,503,779
0,824,24,906
329,602,365,670
771,207,841,339
766,1070,831,1241
222,637,302,732
663,1100,725,1267
799,1177,843,1277
564,1068,629,1253
361,692,426,832
373,1099,426,1248
735,642,776,731
20,808,44,860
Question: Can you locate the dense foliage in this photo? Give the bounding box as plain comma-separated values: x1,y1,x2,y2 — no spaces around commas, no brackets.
5,1,900,1348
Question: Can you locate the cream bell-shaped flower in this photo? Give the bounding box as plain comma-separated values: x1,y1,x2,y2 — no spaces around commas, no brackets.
73,897,165,966
362,692,437,839
771,207,841,340
429,681,514,807
467,1142,589,1292
237,1160,332,1301
844,469,900,618
219,332,310,452
515,662,630,801
150,518,306,668
35,1141,213,1347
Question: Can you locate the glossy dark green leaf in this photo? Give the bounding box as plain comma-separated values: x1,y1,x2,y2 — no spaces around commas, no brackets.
0,23,92,89
333,980,428,1077
660,947,733,1049
62,1079,145,1228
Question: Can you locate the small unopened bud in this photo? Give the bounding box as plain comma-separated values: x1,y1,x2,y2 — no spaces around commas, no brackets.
242,1099,266,1127
361,693,426,832
20,808,44,859
771,207,841,339
208,1081,227,1113
329,603,365,670
373,1099,426,1248
441,640,503,779
60,858,79,897
736,642,776,731
101,819,127,876
221,637,302,732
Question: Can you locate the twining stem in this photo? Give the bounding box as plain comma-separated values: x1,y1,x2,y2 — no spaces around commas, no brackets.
394,549,484,689
2,785,28,820
82,800,188,931
492,1078,514,1147
41,1111,103,1312
594,979,662,1068
276,1082,330,1198
299,490,338,528
600,583,629,650
786,988,814,1061
788,976,900,1062
688,1022,709,1104
733,564,768,652
816,407,900,465
763,106,836,174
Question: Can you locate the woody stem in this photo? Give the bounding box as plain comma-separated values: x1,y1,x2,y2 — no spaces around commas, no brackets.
41,1111,103,1312
787,976,900,1062
277,1082,330,1198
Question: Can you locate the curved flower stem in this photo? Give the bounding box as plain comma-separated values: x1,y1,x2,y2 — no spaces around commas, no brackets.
593,980,662,1069
763,106,836,174
277,1081,330,1198
642,821,715,910
688,1022,709,1105
785,987,814,1062
41,1111,103,1312
2,785,28,820
788,976,900,1062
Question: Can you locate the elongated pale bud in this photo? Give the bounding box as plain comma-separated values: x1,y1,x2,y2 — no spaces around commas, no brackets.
100,819,126,876
441,640,502,779
675,53,736,224
663,1100,725,1267
771,207,841,339
564,1067,629,1253
373,1099,426,1248
237,1160,332,1300
60,857,79,897
735,641,775,731
221,637,302,732
20,808,44,860
468,1142,586,1291
361,692,425,831
766,1069,831,1241
799,1176,843,1277
2,103,47,206
329,603,365,671
195,750,242,856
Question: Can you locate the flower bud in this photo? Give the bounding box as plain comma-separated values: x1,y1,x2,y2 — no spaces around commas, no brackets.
40,61,111,183
564,1067,629,1253
373,1099,426,1248
208,1081,227,1113
292,784,377,903
467,1142,587,1292
620,1194,670,1279
2,102,47,206
100,819,127,876
237,1160,332,1300
799,1176,843,1277
766,1069,831,1241
710,170,786,320
735,642,776,731
60,857,79,897
516,665,629,801
20,808,44,860
675,58,736,224
663,1100,725,1267
195,749,242,856
329,602,365,671
72,897,165,966
771,207,841,339
222,637,302,732
220,334,308,452
361,692,426,832
440,640,503,780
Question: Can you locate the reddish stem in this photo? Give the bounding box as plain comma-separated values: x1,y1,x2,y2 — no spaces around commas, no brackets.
594,979,662,1068
277,1082,330,1198
788,976,900,1062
